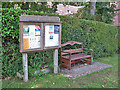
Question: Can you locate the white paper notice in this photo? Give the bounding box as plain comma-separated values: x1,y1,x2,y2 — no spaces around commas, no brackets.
45,25,59,47
28,25,41,49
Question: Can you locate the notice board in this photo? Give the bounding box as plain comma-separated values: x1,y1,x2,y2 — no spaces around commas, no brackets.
19,15,61,53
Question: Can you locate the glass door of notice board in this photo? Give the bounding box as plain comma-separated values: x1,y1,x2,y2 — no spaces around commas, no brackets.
44,23,61,48
23,24,41,49
20,22,43,53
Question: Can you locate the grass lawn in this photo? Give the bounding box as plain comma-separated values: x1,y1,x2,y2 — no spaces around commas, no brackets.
2,54,118,88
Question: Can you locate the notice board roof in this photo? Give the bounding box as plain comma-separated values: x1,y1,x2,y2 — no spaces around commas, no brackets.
19,15,61,23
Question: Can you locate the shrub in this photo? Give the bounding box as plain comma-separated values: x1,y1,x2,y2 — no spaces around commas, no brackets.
2,8,118,77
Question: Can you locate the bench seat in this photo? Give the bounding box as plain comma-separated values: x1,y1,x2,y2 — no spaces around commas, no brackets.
62,53,92,61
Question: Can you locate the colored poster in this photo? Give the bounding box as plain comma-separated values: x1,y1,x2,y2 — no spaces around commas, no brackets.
23,38,29,49
49,25,54,32
50,33,53,39
23,25,41,49
45,25,59,47
54,25,59,34
48,25,54,39
23,25,29,38
35,25,41,36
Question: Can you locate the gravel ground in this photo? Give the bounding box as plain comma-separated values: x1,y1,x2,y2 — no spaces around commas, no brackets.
60,62,113,79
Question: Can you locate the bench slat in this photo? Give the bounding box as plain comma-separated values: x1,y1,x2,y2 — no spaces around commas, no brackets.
61,49,83,55
63,49,83,53
62,53,92,60
61,41,82,47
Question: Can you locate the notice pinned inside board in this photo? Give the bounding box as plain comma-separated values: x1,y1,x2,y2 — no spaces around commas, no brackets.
23,25,41,49
23,38,29,49
54,25,59,34
45,25,60,47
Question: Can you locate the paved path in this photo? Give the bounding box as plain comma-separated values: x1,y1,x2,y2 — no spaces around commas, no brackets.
60,62,112,79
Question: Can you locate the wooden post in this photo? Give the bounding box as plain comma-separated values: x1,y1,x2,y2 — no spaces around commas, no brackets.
54,49,58,73
23,53,28,82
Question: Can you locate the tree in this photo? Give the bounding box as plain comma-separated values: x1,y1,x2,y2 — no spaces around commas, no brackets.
90,0,96,15
95,2,116,23
74,2,117,24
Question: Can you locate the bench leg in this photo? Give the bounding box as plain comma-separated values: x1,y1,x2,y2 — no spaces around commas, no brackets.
90,57,91,63
60,61,62,68
89,57,93,65
83,58,92,64
68,61,71,70
61,59,70,69
60,59,72,70
60,59,63,68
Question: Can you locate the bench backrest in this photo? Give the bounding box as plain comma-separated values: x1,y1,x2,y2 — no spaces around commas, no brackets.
61,41,82,47
61,41,83,55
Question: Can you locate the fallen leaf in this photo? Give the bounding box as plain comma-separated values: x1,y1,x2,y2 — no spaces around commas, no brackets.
102,85,105,87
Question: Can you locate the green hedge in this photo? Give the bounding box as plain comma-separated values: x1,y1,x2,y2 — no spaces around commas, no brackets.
61,17,118,57
2,8,118,77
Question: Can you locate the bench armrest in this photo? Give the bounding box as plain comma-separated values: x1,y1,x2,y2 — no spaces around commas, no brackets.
61,51,71,54
83,48,93,55
83,48,93,52
61,51,72,60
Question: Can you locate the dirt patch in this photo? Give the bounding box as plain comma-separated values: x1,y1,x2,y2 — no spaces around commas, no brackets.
60,62,113,79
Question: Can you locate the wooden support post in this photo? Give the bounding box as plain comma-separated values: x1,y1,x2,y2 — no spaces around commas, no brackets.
54,49,58,73
22,53,28,82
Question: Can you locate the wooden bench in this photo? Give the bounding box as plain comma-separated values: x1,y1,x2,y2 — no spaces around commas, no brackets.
60,41,93,70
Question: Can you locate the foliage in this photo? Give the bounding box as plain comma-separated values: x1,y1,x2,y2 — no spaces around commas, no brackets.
2,2,17,8
2,2,55,13
2,39,23,77
61,17,118,58
74,2,117,24
2,8,118,77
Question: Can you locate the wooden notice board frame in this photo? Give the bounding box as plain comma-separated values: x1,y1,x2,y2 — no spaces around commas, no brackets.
19,15,61,53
